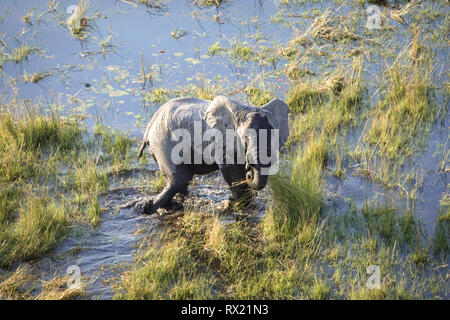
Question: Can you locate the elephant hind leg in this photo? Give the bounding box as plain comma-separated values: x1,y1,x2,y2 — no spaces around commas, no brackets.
143,169,193,214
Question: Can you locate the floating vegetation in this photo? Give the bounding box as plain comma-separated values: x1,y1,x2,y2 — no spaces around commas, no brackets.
365,30,437,160
99,32,116,51
21,12,33,25
0,50,7,71
66,0,90,40
170,29,188,39
23,71,52,83
190,0,227,8
189,78,220,100
207,41,225,56
10,43,41,64
0,265,87,300
150,88,174,104
37,274,86,300
285,64,316,80
230,39,253,60
135,0,167,7
389,0,419,28
184,57,202,65
122,0,169,13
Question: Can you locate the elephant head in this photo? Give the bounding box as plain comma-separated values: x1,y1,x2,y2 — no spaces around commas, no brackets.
203,95,290,191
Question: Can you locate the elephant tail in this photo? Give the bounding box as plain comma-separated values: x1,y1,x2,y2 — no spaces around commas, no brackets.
138,141,149,159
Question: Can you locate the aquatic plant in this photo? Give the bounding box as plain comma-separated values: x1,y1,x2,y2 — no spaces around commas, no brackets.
190,0,227,8
366,33,437,159
0,265,35,299
208,41,225,56
23,71,52,83
9,43,40,64
66,0,89,40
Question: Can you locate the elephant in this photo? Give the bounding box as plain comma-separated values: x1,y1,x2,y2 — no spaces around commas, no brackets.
137,95,290,214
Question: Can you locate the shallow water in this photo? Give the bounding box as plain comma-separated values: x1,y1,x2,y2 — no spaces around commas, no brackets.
28,186,150,299
28,171,267,299
0,0,448,298
1,0,290,131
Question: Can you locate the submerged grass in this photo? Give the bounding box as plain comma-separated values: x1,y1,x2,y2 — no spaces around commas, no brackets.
366,31,437,160
286,82,326,114
287,58,365,157
190,0,227,8
208,41,225,56
10,43,41,64
433,209,449,256
67,155,109,226
37,274,86,300
0,265,86,300
0,109,82,266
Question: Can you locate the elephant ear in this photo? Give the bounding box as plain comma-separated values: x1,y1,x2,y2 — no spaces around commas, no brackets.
203,95,240,133
262,98,290,148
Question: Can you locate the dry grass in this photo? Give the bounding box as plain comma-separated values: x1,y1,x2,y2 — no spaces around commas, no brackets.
38,275,86,300
0,265,34,300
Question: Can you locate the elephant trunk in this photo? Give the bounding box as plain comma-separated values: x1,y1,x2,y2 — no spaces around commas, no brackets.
246,167,268,191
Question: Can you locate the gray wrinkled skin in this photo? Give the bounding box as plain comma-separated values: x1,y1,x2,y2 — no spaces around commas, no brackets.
138,95,290,214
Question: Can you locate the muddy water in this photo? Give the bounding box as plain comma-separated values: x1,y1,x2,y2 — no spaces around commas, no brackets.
0,0,448,298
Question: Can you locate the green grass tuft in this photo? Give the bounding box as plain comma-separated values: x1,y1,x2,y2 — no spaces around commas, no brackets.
0,196,68,267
